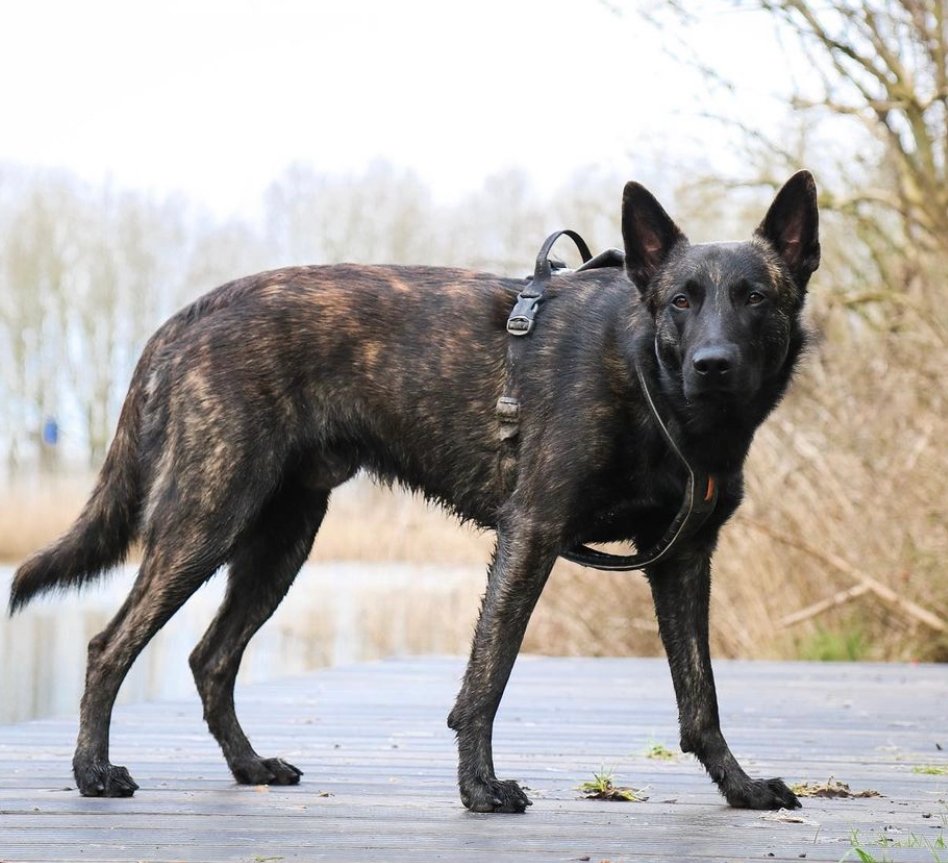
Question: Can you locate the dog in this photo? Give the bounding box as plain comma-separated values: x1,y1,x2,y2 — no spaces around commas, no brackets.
10,171,819,812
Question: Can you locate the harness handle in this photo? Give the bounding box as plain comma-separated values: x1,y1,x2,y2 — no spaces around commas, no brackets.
533,229,593,283
507,230,594,336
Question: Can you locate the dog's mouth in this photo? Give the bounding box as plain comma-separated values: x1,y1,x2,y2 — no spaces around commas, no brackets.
656,356,757,407
683,376,755,405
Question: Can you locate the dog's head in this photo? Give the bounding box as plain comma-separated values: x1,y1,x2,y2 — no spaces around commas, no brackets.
622,172,820,411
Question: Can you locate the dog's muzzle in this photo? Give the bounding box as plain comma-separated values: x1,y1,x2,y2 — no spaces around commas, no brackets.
684,343,753,401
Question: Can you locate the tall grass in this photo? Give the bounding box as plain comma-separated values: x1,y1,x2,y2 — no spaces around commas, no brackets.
0,476,96,566
0,475,493,568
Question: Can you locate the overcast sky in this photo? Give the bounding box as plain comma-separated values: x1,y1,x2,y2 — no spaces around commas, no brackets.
1,1,793,219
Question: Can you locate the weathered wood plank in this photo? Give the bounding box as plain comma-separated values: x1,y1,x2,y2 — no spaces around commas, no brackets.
0,656,945,863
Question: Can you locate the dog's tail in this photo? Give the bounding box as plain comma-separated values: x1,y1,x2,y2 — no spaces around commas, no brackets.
9,367,150,615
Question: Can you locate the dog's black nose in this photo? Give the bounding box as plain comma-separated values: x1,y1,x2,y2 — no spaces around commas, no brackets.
692,346,737,377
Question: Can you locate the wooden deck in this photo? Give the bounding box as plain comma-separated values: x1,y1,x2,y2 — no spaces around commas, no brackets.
0,657,945,862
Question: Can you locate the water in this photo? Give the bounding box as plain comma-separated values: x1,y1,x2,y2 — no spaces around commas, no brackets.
0,562,484,724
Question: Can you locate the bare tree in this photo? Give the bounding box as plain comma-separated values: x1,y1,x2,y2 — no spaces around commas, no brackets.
0,173,78,473
532,1,948,660
0,171,190,471
637,1,945,324
182,216,272,305
263,161,436,266
746,0,946,347
451,168,550,274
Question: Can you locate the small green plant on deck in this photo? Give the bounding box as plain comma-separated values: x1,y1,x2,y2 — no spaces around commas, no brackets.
644,740,677,761
845,827,946,863
578,768,648,802
912,764,948,775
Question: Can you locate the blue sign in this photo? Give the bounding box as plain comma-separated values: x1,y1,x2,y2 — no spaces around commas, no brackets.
42,417,59,446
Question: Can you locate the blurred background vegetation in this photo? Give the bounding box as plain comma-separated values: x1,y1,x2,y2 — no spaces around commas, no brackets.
1,0,945,664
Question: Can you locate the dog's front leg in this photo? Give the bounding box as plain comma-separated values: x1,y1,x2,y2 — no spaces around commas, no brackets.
448,524,557,813
648,549,800,810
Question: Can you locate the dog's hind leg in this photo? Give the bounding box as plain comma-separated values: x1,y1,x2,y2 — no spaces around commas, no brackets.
647,550,801,810
448,522,558,813
73,539,226,797
189,483,329,786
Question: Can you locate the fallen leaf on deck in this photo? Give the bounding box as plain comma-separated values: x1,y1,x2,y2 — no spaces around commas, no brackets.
790,778,881,798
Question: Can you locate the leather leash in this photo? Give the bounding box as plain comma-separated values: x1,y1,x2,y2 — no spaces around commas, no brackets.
560,359,718,571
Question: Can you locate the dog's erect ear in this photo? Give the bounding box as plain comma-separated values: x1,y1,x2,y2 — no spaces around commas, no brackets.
755,170,821,290
622,182,687,293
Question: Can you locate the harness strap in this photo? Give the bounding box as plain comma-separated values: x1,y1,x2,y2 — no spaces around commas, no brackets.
497,231,595,491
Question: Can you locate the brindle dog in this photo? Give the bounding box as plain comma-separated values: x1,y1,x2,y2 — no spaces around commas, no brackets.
10,171,819,812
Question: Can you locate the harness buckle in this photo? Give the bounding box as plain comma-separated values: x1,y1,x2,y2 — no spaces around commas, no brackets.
496,395,521,441
506,290,541,336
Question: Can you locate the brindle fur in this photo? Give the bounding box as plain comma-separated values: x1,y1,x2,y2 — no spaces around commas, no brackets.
10,172,820,812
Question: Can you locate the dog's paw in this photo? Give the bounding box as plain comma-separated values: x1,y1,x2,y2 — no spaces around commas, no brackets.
726,776,800,810
460,777,532,813
232,756,303,786
74,762,139,797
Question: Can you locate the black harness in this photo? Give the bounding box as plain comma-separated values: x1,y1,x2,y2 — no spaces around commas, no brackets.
500,231,719,572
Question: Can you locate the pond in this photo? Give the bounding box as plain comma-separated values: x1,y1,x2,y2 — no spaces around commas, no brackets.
0,562,485,724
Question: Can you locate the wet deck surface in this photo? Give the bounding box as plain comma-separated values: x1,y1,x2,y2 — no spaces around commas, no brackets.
1,657,945,862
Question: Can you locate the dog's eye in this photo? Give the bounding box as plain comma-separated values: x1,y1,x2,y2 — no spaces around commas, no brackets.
747,291,766,306
672,295,690,310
